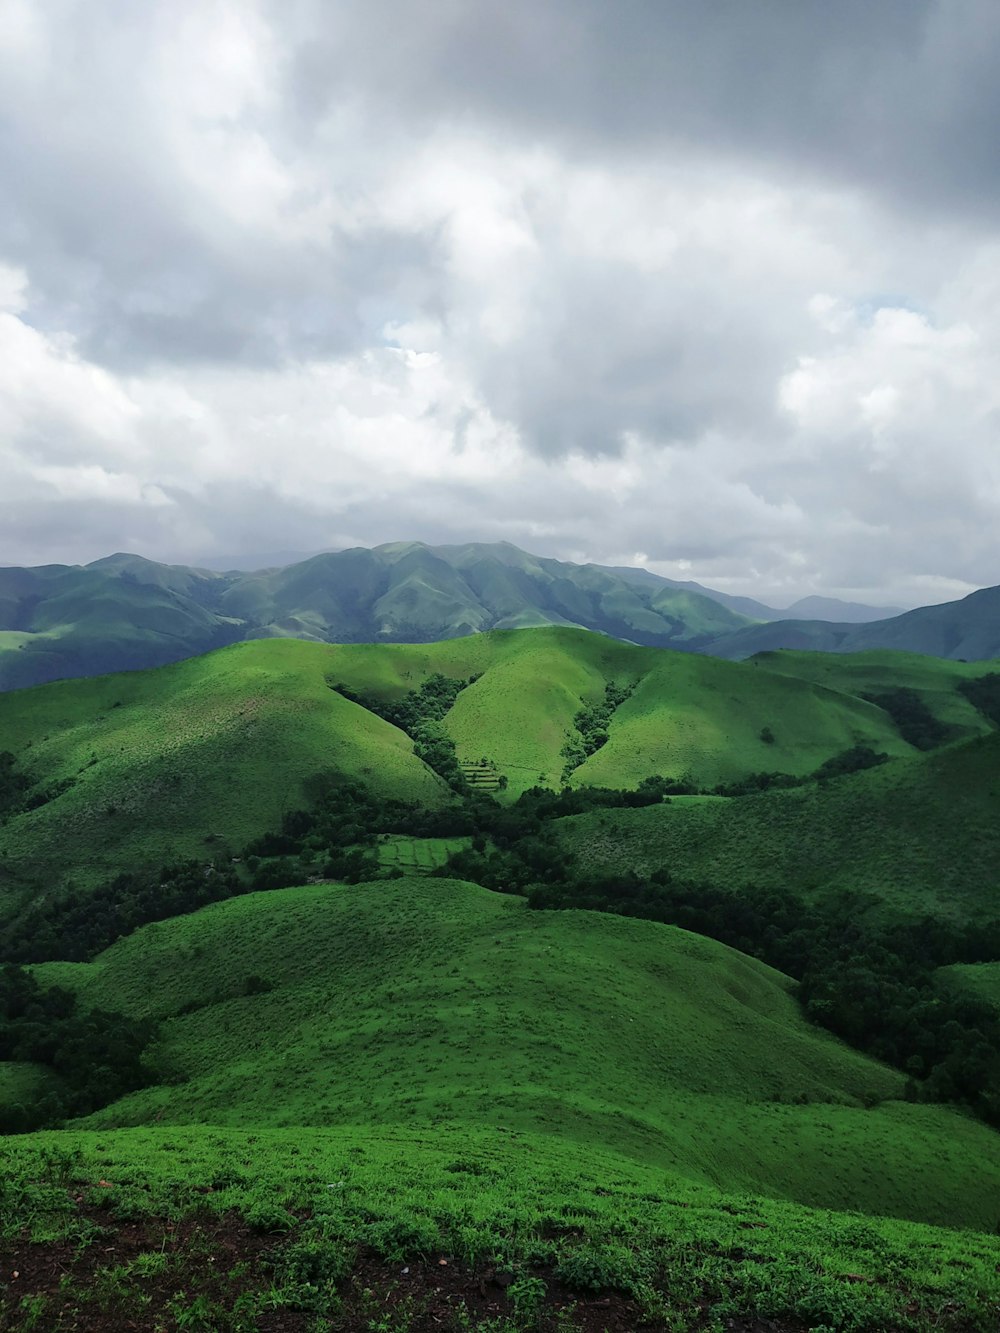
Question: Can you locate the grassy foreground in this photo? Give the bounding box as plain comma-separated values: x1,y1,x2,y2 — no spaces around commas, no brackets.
20,878,1000,1234
2,1122,999,1332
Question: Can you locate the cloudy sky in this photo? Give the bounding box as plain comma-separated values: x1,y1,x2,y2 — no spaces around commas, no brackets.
2,0,1000,606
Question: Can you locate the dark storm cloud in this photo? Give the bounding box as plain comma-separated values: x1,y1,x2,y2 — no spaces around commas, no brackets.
278,0,1000,225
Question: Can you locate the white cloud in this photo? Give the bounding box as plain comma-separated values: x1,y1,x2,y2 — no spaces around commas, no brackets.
1,0,1000,606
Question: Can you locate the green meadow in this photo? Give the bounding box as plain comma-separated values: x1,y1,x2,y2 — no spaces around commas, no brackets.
560,729,1000,921
377,835,472,872
22,878,1000,1232
4,1121,999,1332
2,628,1000,1329
3,626,981,901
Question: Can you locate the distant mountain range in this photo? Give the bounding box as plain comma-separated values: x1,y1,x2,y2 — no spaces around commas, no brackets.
0,540,995,689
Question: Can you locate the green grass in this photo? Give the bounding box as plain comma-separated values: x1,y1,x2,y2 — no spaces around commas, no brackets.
938,961,1000,1012
746,649,997,741
0,629,948,897
2,631,1000,1327
317,628,930,796
0,1060,62,1106
377,835,472,872
0,638,449,895
570,649,919,791
3,1122,999,1331
561,730,1000,921
19,877,1000,1232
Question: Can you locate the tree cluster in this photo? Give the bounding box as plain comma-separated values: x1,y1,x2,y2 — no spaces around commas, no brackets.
711,745,888,797
332,673,477,791
0,751,75,822
862,688,956,750
0,963,158,1131
0,751,31,818
561,681,633,779
959,673,1000,727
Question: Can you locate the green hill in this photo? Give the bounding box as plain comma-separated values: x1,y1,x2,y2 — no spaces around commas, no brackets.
560,730,1000,921
0,629,954,900
2,629,1000,1329
0,638,449,898
709,584,1000,661
26,876,1000,1233
0,542,757,690
741,648,995,738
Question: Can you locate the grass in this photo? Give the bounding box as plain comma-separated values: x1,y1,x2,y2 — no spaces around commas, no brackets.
0,1060,62,1106
938,961,1000,1011
377,835,473,872
2,1122,999,1330
0,638,450,895
316,628,934,796
561,730,1000,922
0,628,955,899
1,632,1000,1328
19,877,1000,1232
746,649,997,741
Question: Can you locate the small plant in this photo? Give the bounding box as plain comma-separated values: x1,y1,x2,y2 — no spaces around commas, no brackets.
244,1200,297,1234
17,1294,48,1331
270,1233,354,1315
131,1249,170,1277
555,1240,641,1293
508,1273,546,1325
167,1292,222,1331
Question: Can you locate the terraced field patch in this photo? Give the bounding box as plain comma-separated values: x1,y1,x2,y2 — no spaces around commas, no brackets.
377,835,473,873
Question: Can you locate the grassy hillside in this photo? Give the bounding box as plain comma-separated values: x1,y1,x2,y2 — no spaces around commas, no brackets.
2,631,1000,1329
939,961,1000,1011
709,585,1000,661
570,649,919,791
5,1120,999,1331
745,649,996,741
560,731,1000,921
323,628,919,795
25,876,1000,1233
0,629,932,899
0,638,448,897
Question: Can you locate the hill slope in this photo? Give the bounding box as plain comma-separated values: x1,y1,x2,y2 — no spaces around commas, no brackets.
709,583,1000,661
0,637,450,898
0,628,962,898
29,876,1000,1231
561,730,1000,921
0,542,757,690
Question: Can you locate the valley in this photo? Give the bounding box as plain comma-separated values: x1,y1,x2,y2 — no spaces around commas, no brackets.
1,625,999,1330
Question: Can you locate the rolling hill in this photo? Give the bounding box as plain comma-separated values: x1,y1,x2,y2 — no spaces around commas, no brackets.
29,876,1000,1232
560,728,1000,922
2,542,998,692
0,637,450,899
0,542,758,690
2,628,1000,1328
709,583,1000,661
2,627,979,899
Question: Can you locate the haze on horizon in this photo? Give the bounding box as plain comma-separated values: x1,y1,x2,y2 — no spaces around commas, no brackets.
2,0,1000,609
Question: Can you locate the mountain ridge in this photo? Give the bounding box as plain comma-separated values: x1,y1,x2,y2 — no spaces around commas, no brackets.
0,540,996,691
